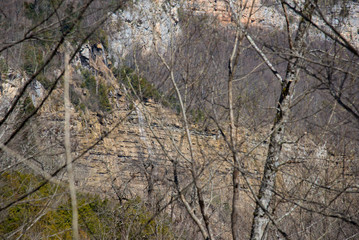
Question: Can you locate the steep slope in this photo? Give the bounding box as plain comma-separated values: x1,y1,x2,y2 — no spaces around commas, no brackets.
1,1,358,238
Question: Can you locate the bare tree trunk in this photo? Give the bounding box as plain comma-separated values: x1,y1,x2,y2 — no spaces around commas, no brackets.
250,1,316,239
64,45,79,240
228,29,244,240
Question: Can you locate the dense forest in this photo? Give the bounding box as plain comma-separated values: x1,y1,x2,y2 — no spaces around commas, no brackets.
0,0,358,239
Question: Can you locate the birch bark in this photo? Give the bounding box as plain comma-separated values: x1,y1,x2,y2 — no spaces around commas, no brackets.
249,1,317,239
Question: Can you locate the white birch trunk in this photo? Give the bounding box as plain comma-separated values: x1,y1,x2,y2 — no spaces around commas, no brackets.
250,1,317,239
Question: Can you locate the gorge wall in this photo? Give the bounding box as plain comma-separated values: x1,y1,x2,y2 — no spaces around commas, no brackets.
108,0,359,63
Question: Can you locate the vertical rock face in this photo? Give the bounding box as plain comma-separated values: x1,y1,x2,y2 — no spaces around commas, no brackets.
107,0,359,62
185,0,278,25
108,0,180,65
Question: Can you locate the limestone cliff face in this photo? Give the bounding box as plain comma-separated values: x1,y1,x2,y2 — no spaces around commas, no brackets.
36,80,234,198
107,0,180,65
186,0,283,27
107,0,359,63
69,100,230,197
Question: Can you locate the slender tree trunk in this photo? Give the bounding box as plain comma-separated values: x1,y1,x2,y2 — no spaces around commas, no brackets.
228,29,244,240
250,1,316,239
64,45,79,240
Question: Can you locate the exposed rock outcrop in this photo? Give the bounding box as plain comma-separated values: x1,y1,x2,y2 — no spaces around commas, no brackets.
107,0,359,64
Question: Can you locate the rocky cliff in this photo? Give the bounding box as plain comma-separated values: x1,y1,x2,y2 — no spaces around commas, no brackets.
107,0,359,64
